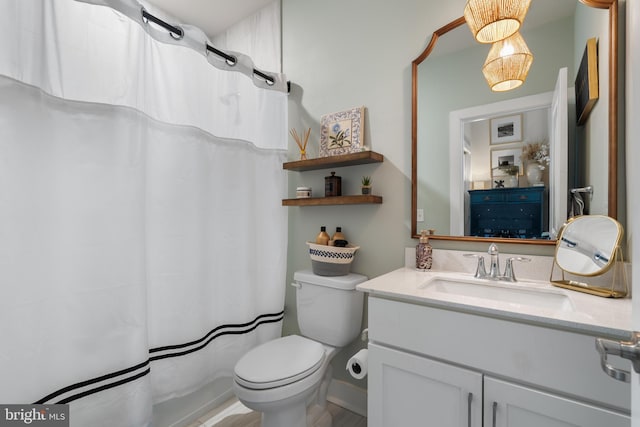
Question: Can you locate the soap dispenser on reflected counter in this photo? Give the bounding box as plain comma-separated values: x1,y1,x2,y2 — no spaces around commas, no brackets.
416,229,433,271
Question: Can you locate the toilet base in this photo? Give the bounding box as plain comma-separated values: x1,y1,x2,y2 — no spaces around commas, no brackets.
260,403,306,427
234,368,323,427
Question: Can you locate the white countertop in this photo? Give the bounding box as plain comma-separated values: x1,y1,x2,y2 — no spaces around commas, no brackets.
357,267,633,340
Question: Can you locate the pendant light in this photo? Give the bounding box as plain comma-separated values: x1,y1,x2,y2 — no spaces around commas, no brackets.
464,0,532,44
482,32,533,92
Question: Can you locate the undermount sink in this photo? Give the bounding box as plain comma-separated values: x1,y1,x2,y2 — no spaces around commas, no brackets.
421,276,575,312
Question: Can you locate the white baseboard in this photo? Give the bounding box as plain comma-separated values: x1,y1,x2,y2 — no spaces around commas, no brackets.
327,379,367,418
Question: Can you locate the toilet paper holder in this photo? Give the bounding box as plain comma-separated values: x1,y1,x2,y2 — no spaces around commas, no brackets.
346,348,369,380
346,329,370,380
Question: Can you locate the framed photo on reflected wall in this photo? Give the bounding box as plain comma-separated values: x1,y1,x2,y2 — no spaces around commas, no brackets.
490,114,522,144
490,147,523,175
575,37,599,125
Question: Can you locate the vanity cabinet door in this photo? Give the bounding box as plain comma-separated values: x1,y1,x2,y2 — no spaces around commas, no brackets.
368,343,482,427
484,377,630,427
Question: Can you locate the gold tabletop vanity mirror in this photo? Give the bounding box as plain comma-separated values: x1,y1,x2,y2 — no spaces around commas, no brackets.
551,215,628,298
411,0,621,245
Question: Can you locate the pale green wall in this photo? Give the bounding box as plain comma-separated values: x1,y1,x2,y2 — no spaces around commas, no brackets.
281,0,608,388
282,0,453,387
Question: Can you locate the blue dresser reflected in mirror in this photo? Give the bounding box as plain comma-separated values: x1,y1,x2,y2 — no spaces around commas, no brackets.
468,187,548,239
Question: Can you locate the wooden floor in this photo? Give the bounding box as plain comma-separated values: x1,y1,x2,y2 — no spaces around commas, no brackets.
324,402,367,427
188,399,366,427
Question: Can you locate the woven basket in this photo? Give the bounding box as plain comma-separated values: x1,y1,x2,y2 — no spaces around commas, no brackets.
306,242,360,276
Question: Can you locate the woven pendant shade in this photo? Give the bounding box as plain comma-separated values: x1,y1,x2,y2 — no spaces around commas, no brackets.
464,0,531,44
482,32,533,92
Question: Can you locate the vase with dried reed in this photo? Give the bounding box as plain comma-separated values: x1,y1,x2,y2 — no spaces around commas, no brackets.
289,128,310,160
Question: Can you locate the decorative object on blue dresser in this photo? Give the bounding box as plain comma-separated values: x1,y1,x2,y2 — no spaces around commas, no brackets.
468,186,548,239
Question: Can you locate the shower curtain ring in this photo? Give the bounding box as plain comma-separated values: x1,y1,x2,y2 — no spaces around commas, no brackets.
206,44,238,67
141,8,184,40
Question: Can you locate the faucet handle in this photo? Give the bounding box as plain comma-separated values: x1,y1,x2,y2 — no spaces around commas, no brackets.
464,253,487,278
488,243,499,255
487,243,501,279
503,257,532,282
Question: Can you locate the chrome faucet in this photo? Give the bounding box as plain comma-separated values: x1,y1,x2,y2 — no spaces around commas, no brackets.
464,244,531,282
487,243,501,279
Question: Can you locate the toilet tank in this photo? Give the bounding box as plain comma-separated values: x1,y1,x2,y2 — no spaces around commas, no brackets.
293,270,367,347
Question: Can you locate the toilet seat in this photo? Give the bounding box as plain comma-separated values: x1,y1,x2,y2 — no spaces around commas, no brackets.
234,335,325,390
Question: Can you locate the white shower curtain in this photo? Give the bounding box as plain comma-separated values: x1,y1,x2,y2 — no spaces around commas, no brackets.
0,1,288,426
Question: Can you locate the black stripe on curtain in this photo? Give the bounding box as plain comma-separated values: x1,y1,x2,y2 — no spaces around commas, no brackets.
34,311,284,404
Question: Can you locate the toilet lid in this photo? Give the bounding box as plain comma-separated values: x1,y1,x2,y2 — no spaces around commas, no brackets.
234,335,325,390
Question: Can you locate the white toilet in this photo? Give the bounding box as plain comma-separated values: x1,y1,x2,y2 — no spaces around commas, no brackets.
233,269,367,427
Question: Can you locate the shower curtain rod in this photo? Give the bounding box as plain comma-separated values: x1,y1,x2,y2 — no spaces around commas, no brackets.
204,42,278,88
138,6,290,92
141,8,184,39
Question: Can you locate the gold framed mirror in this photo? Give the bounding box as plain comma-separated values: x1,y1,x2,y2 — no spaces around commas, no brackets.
411,0,619,244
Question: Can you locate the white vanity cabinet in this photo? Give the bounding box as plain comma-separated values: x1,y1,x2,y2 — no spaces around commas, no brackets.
368,343,482,426
366,296,631,427
484,377,628,427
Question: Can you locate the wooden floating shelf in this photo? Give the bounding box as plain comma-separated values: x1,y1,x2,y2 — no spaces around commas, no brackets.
283,151,383,172
282,195,383,206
